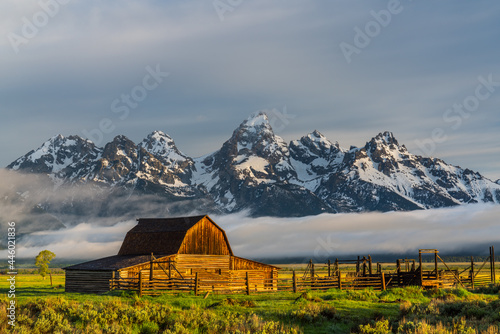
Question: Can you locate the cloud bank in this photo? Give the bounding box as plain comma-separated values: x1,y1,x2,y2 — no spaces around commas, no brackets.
2,203,499,261
215,204,500,260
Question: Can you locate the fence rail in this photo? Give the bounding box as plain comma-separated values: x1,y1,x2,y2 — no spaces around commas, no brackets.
109,247,498,296
110,269,498,297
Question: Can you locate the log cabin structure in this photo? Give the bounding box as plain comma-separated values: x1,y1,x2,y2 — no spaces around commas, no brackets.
64,215,279,293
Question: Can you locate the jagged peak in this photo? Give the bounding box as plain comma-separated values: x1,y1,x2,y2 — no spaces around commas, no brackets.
310,130,325,139
369,131,399,147
58,134,95,146
110,135,134,143
243,111,269,127
31,134,93,151
101,136,136,156
229,111,282,146
37,134,65,145
299,130,340,150
234,111,275,137
145,130,174,142
140,130,188,161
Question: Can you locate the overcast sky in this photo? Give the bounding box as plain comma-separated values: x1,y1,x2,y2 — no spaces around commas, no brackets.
1,0,499,180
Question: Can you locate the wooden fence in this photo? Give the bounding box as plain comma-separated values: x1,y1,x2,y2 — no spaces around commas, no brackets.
110,269,496,297
109,270,450,296
109,247,498,296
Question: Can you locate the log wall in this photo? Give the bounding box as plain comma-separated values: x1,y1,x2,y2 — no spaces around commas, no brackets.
65,270,114,293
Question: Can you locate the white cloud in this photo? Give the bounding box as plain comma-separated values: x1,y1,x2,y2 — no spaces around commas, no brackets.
0,220,136,260
4,204,498,262
215,204,500,259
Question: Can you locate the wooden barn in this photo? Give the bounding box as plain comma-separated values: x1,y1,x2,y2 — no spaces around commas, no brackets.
64,215,278,293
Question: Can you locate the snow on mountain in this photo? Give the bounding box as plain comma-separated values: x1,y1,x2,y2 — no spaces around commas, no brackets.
8,135,101,184
191,112,331,216
315,131,500,213
6,116,500,217
289,130,345,188
140,131,191,167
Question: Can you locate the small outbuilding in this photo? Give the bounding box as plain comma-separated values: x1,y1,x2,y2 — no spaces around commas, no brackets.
64,215,278,293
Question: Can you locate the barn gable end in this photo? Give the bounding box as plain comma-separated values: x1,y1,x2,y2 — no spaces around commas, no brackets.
178,216,232,255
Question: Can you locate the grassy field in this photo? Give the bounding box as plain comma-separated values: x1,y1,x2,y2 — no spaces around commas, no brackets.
1,272,500,333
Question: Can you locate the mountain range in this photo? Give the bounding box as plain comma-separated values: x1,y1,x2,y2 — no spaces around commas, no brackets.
6,112,500,218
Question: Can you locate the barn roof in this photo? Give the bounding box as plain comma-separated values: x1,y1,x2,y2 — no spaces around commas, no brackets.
64,254,169,271
117,215,233,256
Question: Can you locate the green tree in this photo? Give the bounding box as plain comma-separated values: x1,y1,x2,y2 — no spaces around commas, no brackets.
35,250,56,285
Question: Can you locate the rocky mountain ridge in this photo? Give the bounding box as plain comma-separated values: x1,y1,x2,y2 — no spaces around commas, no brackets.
7,112,500,217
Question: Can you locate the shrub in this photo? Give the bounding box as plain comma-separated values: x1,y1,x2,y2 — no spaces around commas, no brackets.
359,319,391,334
450,288,471,299
139,321,160,334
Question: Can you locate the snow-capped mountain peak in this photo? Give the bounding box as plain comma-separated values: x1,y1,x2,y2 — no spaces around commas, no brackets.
8,134,101,178
373,131,398,146
241,111,272,130
140,130,189,166
228,111,288,165
6,116,500,217
302,130,342,155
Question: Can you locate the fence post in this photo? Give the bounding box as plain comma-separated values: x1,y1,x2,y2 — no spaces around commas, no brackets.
434,251,438,279
150,257,154,281
381,272,386,291
194,272,199,296
110,271,115,290
492,246,496,283
293,270,297,293
138,271,143,297
397,259,401,286
338,270,342,290
246,272,250,295
168,259,172,279
470,256,475,289
328,260,331,277
490,247,493,283
490,246,494,283
419,250,423,286
368,255,372,275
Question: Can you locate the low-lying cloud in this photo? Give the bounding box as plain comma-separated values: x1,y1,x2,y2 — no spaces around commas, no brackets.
215,204,500,260
2,203,499,262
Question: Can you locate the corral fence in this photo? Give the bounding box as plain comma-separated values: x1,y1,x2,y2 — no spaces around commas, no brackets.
110,247,498,296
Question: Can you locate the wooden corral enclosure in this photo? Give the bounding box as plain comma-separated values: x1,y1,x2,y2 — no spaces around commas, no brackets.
106,247,497,296
286,247,497,293
64,215,278,294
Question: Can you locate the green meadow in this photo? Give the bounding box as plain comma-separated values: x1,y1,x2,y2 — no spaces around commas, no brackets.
1,273,500,333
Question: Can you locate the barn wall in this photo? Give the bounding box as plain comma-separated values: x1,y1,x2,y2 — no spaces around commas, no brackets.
230,269,278,291
231,256,274,271
176,254,230,271
178,217,231,255
118,255,175,278
65,270,114,293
